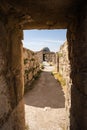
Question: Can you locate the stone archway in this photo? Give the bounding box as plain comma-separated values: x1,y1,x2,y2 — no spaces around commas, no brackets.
0,1,87,130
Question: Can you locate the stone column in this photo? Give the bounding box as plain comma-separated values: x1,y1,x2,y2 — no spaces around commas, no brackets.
0,19,25,130
67,5,87,130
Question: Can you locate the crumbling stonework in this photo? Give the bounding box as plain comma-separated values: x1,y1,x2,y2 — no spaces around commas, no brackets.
0,20,25,130
67,5,87,130
23,48,40,91
59,41,70,81
58,41,71,130
44,52,56,64
36,48,56,64
0,1,87,130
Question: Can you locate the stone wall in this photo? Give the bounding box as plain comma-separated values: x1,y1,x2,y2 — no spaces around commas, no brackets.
67,5,87,130
23,48,40,91
59,41,70,81
58,41,71,130
0,2,87,130
36,50,56,64
44,52,56,64
35,51,43,63
0,20,25,130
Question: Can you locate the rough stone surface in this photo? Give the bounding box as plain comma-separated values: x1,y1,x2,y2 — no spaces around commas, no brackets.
0,1,87,130
1,100,25,130
59,41,70,80
0,0,85,29
58,41,71,130
36,48,56,64
0,20,25,130
23,48,40,91
67,5,87,130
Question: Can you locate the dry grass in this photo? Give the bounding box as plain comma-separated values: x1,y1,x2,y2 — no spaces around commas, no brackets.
48,62,53,66
40,63,44,69
52,71,66,92
25,124,29,130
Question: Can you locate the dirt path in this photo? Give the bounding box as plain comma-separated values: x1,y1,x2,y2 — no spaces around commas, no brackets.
24,62,66,130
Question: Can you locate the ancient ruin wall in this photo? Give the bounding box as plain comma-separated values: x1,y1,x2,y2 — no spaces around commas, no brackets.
58,41,71,130
0,19,25,130
0,1,87,130
23,48,40,91
59,41,70,80
36,50,56,64
67,5,87,130
44,52,56,64
35,51,43,63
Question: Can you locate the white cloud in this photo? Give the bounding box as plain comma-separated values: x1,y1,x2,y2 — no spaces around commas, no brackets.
22,39,65,44
41,39,64,43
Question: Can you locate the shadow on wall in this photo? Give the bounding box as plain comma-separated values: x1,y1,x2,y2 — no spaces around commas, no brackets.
24,71,65,108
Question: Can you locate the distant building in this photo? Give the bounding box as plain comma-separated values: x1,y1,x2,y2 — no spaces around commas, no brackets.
35,47,56,64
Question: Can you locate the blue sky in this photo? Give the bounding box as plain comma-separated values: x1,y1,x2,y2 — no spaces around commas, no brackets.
23,29,67,52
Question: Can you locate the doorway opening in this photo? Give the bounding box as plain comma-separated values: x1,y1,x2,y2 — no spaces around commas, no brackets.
23,29,68,130
43,54,46,61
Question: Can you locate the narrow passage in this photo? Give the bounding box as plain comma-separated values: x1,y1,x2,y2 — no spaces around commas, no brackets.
24,62,65,130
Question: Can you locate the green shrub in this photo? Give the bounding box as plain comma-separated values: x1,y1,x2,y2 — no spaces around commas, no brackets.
24,58,28,64
30,58,35,61
33,70,42,80
58,52,63,57
49,63,53,66
25,69,29,74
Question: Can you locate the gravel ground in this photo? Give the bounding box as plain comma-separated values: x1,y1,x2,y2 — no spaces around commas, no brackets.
24,62,66,130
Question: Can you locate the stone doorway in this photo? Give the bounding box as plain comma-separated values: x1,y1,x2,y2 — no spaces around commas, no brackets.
0,1,87,130
23,29,67,130
43,54,46,61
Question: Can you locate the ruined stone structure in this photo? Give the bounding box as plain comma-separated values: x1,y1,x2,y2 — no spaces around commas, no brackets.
0,1,87,130
36,47,56,64
59,41,70,81
0,21,25,130
58,41,71,129
67,8,87,129
23,48,40,91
